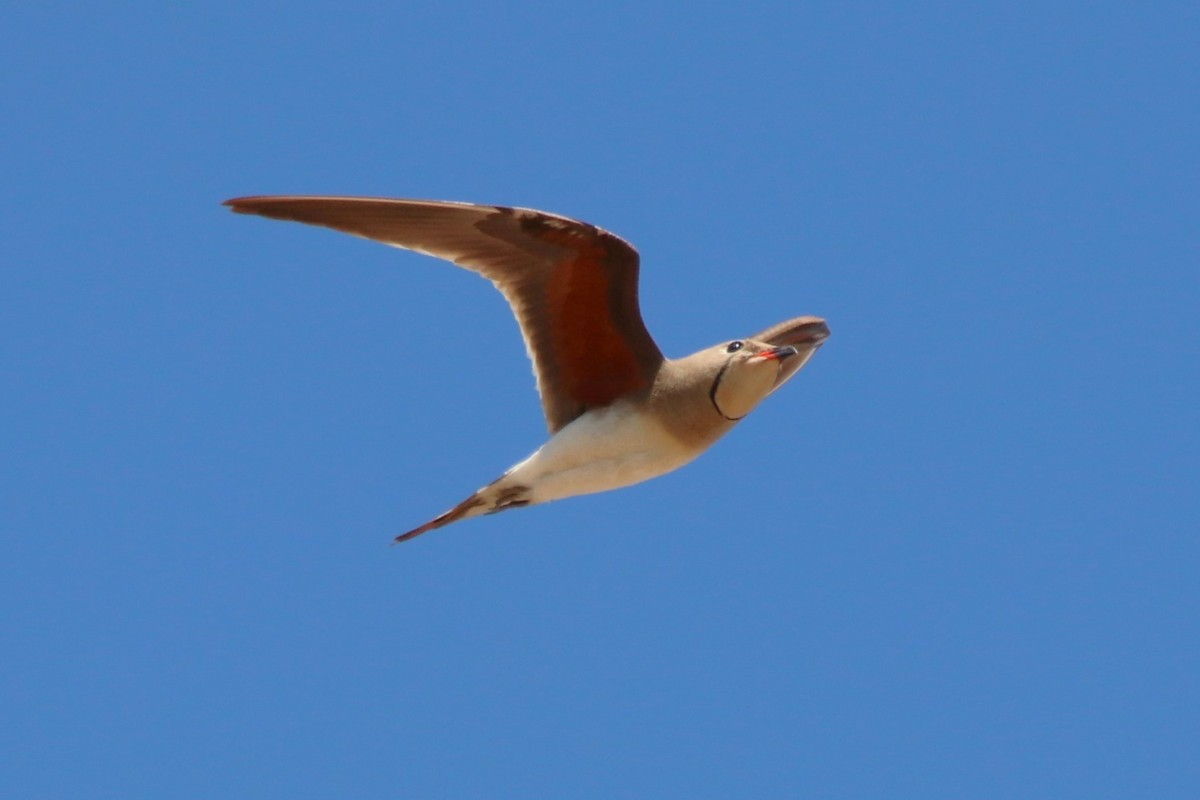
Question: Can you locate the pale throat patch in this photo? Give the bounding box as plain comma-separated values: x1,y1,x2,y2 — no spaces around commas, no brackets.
711,359,780,420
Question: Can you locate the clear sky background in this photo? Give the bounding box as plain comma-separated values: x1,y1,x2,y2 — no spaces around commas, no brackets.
3,2,1197,797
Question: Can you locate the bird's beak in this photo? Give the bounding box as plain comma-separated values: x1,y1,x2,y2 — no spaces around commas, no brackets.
759,318,830,394
755,345,800,362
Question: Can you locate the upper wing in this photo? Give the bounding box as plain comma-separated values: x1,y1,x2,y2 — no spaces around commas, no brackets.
225,196,664,433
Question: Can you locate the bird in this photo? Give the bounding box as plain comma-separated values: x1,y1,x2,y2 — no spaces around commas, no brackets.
224,196,830,542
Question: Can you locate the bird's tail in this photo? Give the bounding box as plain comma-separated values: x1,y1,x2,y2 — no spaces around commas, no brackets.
394,476,533,544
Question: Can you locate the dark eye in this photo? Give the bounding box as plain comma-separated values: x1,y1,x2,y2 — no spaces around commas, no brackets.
726,341,744,353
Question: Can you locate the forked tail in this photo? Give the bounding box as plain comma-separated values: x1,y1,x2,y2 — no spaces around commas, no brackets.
394,477,533,543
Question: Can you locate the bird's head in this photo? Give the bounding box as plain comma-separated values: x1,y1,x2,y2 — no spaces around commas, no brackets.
694,317,830,421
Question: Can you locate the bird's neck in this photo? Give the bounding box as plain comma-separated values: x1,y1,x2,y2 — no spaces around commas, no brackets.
647,360,737,452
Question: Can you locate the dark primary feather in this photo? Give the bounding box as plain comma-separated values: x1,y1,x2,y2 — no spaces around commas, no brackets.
750,316,830,348
225,196,664,433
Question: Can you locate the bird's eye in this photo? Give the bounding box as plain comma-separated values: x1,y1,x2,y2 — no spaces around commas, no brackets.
726,341,744,353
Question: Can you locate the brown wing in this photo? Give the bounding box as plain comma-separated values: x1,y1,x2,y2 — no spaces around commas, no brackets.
224,196,663,433
750,316,830,348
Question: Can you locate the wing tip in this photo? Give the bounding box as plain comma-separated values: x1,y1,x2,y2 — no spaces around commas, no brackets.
223,196,266,214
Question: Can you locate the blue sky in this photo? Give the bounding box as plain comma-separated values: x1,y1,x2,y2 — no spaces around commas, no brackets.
3,2,1197,797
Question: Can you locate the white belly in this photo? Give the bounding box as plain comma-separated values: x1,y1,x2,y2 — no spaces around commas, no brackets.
504,403,697,504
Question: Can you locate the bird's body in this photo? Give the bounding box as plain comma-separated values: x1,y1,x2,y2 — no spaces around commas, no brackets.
508,398,701,506
224,195,829,542
425,398,705,539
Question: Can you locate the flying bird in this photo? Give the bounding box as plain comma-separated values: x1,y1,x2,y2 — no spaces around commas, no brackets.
224,196,830,542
